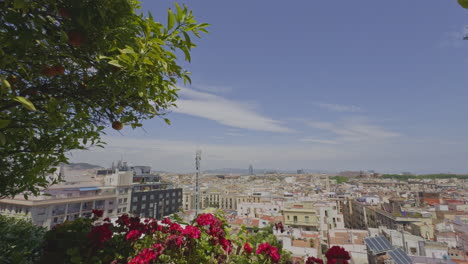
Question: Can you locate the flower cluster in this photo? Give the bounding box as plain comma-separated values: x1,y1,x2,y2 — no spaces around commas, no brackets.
43,210,288,264
306,256,324,264
306,246,352,264
256,242,280,263
325,246,351,264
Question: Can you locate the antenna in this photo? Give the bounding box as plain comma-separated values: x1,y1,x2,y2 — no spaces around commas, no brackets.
195,149,202,217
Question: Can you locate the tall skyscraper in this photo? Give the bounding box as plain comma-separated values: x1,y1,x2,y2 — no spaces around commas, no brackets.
248,164,254,175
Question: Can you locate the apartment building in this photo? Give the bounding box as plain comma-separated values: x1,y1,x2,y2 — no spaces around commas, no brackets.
129,166,182,219
282,201,319,231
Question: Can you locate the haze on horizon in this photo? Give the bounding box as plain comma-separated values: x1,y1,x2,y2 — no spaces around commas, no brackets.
71,0,468,174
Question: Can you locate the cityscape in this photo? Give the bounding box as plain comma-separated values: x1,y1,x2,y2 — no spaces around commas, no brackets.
1,158,467,263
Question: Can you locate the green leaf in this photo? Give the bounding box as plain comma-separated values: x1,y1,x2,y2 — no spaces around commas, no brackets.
174,3,183,20
167,9,175,30
164,118,171,125
182,31,191,49
0,120,10,129
14,96,36,111
13,0,27,9
0,132,5,145
108,60,123,68
120,48,134,54
2,79,11,89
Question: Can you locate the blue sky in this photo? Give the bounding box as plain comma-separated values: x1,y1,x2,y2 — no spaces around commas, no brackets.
72,0,468,173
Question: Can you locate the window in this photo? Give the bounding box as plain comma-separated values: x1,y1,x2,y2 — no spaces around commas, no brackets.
141,204,146,209
287,215,290,220
117,208,121,213
124,198,127,203
109,200,114,205
119,198,123,204
142,195,146,201
293,216,298,223
305,216,310,222
108,209,113,214
132,197,138,202
166,193,169,198
150,194,154,200
123,207,126,212
53,217,58,223
132,205,137,211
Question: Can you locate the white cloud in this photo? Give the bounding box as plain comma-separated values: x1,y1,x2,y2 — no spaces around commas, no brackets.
316,103,362,113
173,87,293,133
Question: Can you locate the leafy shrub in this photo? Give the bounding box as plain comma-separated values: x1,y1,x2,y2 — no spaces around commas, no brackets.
0,215,45,264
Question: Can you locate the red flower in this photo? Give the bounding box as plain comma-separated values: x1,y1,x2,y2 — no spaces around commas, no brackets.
256,242,281,263
161,218,172,225
166,234,184,247
92,209,103,218
87,223,113,244
196,213,219,226
219,237,232,254
243,242,253,254
208,226,225,238
306,256,324,264
325,246,351,262
169,222,183,234
182,225,201,239
128,248,158,264
126,230,142,241
103,217,110,222
117,214,130,227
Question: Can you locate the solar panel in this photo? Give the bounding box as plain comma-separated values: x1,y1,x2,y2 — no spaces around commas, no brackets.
364,236,393,253
388,248,412,264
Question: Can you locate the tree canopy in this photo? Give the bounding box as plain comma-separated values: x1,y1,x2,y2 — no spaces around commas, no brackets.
0,0,208,198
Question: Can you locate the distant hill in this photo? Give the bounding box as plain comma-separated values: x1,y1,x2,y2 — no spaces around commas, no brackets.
66,162,103,170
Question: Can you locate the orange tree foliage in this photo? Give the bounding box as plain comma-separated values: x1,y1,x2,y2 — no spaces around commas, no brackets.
0,0,208,198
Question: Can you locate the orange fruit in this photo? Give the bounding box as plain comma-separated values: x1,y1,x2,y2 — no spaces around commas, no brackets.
112,121,123,130
459,0,468,8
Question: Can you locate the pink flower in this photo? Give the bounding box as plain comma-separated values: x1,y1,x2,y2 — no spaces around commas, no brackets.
182,225,201,239
128,248,158,264
219,237,232,254
92,209,103,218
125,230,142,241
243,242,253,254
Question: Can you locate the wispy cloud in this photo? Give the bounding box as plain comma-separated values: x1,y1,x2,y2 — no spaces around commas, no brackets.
316,103,363,113
300,138,339,144
193,84,232,94
173,87,293,133
226,132,244,137
306,118,400,143
439,30,465,48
